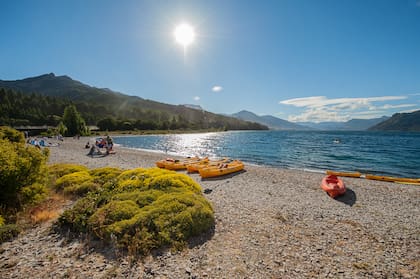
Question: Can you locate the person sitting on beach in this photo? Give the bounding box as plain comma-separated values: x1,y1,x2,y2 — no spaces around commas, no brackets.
85,142,90,149
106,136,114,153
98,138,106,148
87,144,99,156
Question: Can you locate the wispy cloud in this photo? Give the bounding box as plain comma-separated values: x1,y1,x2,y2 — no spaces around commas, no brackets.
212,86,223,92
193,96,200,101
279,96,406,108
399,108,420,114
279,95,411,122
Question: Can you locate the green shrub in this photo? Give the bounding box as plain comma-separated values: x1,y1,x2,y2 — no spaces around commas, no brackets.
55,171,98,196
116,168,201,194
0,215,4,227
19,182,49,205
0,126,25,143
89,167,122,185
59,167,214,255
49,163,89,181
103,192,214,253
112,189,163,208
0,224,21,243
59,194,102,233
0,138,49,208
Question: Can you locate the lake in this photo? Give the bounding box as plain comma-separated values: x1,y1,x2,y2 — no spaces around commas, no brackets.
114,131,420,178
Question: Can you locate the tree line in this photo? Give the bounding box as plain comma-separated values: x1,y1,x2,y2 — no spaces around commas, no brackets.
0,88,267,135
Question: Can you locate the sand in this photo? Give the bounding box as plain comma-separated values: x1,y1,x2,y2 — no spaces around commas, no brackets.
1,136,419,278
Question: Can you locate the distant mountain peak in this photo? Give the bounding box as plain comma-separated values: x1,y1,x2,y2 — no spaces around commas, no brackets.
182,104,203,110
299,116,391,130
369,110,420,131
232,110,310,130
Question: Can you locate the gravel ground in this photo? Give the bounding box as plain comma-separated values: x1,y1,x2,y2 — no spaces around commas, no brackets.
1,137,419,278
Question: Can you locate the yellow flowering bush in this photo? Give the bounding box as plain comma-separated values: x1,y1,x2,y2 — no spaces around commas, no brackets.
59,166,214,255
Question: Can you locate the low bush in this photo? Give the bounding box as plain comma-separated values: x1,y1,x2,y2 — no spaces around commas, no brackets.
89,167,122,185
49,163,89,183
55,171,98,196
0,137,49,209
0,126,25,143
58,166,214,255
0,224,20,243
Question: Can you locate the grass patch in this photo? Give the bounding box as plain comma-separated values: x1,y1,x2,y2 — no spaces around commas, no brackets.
31,209,59,224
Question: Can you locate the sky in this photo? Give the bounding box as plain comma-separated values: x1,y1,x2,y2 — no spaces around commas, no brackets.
1,0,420,123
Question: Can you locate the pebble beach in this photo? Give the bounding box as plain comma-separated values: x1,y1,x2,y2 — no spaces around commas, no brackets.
1,137,419,278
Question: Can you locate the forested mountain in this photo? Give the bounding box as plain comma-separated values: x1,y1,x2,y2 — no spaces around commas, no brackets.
232,110,309,130
368,110,420,131
0,74,267,131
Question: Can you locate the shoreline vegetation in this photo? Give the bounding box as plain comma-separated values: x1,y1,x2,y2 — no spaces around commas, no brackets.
1,135,419,278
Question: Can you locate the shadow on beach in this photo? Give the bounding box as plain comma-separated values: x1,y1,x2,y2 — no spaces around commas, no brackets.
335,187,356,206
200,169,247,181
86,152,109,158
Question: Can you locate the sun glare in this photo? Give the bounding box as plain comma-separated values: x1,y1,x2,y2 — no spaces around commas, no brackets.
174,23,195,47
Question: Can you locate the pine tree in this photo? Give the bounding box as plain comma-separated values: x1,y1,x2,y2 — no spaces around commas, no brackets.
62,104,89,136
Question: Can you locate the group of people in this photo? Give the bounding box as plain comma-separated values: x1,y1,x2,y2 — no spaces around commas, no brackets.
86,135,114,156
27,137,59,148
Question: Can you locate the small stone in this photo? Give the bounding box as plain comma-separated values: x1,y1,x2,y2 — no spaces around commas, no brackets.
185,267,192,274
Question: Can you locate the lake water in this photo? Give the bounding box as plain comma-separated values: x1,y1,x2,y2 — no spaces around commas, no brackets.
113,131,420,178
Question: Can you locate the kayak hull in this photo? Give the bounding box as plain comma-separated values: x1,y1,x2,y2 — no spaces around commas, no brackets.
187,158,229,173
321,175,346,198
156,157,205,170
326,170,361,178
365,174,420,184
199,161,244,178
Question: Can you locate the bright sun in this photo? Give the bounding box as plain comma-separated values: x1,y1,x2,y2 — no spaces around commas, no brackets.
174,23,195,47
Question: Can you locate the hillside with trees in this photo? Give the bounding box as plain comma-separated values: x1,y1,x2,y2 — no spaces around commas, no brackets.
0,74,267,131
368,110,420,131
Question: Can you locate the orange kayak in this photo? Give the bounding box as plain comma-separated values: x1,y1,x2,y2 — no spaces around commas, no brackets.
187,158,230,173
199,160,244,178
321,175,346,198
156,157,205,170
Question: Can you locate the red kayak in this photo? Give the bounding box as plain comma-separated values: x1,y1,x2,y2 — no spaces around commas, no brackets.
321,175,346,198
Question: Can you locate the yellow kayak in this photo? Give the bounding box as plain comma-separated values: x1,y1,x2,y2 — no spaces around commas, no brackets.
365,174,420,184
187,158,230,173
199,160,244,178
156,157,206,170
326,170,362,178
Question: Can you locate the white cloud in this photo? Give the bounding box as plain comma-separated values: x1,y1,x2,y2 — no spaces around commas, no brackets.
279,95,410,123
287,108,351,123
212,86,223,92
378,104,416,110
193,96,200,101
279,96,406,108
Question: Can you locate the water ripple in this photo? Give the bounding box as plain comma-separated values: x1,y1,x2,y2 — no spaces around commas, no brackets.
114,131,420,177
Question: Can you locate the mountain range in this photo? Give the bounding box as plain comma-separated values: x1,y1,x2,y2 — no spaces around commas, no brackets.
1,73,419,131
369,110,420,131
230,110,395,131
0,73,267,131
231,110,310,130
298,116,390,131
